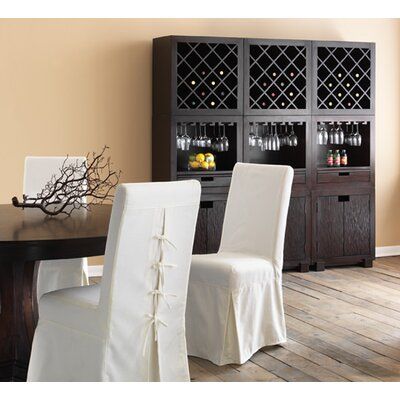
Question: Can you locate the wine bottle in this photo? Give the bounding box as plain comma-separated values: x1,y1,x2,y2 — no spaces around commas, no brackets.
327,150,333,167
340,150,348,167
334,150,341,167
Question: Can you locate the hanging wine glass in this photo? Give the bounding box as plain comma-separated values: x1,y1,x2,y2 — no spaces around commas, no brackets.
181,123,191,151
328,122,335,144
191,123,198,147
344,122,351,145
278,123,286,147
176,123,183,150
197,123,205,148
210,123,218,151
254,122,262,148
273,124,280,151
261,123,267,151
317,123,323,145
348,122,355,146
337,122,344,145
249,122,256,147
317,123,328,145
204,124,212,147
211,123,220,152
321,123,328,145
221,123,229,152
288,124,298,147
283,123,290,146
354,122,362,146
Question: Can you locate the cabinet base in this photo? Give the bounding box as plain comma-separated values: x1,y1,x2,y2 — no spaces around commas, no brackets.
362,258,373,268
315,262,326,271
299,263,310,273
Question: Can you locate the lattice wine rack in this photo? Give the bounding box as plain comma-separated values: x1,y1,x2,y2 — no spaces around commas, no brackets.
248,43,308,111
316,45,372,111
176,41,239,110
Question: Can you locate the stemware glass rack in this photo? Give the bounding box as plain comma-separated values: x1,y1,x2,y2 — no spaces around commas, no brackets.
244,118,308,170
314,119,371,169
175,120,240,173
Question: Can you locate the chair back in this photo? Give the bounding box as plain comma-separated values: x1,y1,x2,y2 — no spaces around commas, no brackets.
99,181,201,381
219,163,293,268
24,156,87,202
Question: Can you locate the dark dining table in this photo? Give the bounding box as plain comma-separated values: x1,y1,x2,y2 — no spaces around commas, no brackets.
0,204,112,381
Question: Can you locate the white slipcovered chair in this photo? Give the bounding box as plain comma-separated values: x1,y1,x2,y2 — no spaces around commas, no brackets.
24,156,89,302
186,163,293,366
27,180,201,382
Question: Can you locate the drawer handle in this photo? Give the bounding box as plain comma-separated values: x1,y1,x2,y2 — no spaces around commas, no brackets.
200,201,213,209
338,172,350,176
201,177,214,182
338,195,350,202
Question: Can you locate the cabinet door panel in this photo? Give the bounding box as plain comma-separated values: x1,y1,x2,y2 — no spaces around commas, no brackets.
207,201,227,254
344,195,371,256
284,196,307,261
193,207,208,254
316,196,344,259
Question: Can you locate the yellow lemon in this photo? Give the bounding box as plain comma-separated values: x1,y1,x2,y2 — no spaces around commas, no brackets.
209,161,216,169
200,161,209,170
190,161,200,169
205,153,214,162
195,153,205,163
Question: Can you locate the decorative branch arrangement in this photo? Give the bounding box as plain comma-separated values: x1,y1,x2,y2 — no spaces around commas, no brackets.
12,146,121,216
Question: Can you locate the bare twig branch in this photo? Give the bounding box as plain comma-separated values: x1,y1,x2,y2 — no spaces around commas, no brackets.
12,146,121,216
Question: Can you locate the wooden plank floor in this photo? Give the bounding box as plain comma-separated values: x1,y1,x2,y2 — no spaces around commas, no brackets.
91,256,400,382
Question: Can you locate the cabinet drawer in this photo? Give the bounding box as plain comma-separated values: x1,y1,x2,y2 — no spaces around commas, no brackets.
293,171,306,185
317,170,370,184
177,174,231,187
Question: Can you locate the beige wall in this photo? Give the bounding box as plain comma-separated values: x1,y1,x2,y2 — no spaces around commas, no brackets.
0,19,399,250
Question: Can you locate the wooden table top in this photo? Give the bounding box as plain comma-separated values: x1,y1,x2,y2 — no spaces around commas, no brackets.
0,204,112,261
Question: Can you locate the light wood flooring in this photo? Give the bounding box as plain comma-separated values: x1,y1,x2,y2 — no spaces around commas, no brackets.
92,256,400,382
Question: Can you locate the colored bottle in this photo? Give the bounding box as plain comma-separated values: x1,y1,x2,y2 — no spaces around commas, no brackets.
334,150,341,167
327,150,333,167
341,150,348,167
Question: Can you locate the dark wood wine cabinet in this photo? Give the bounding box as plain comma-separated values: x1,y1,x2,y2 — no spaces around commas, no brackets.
153,35,375,271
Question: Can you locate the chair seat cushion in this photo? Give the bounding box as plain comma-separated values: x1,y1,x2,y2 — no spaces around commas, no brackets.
190,252,276,290
39,284,102,337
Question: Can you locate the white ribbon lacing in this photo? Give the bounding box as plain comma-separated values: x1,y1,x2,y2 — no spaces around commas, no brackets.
142,313,168,356
152,261,177,288
142,208,177,381
153,234,177,250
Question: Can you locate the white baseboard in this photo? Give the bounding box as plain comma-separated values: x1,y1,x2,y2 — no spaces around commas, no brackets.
88,264,103,278
376,246,400,257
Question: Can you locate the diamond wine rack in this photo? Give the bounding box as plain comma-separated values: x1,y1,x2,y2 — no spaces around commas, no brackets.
313,42,374,114
176,41,239,110
248,43,308,112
